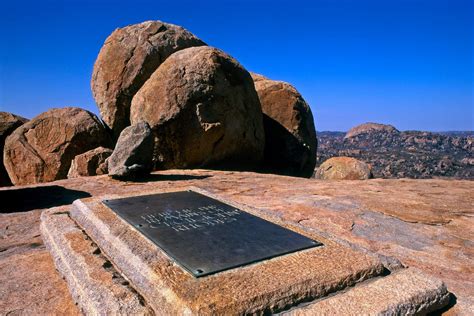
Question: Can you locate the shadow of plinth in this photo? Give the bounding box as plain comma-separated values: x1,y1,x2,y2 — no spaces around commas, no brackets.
0,185,91,213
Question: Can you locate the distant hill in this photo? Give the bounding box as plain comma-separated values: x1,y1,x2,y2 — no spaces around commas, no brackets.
316,124,474,179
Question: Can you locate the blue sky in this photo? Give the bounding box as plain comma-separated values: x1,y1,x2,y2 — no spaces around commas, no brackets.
1,0,472,131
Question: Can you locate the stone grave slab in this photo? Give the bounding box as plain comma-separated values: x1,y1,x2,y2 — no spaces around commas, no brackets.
102,190,322,277
69,188,385,314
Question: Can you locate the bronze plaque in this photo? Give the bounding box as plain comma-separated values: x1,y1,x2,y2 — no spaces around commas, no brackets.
103,191,321,277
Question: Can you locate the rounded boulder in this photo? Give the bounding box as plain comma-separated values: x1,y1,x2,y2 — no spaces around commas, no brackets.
0,112,29,186
67,147,113,178
315,157,373,180
91,21,206,138
130,46,265,170
252,73,317,178
3,107,112,185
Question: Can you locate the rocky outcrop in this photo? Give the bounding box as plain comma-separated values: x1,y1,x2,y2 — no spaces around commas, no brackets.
251,73,317,177
345,122,399,139
91,21,206,138
0,112,28,186
317,127,474,179
315,157,372,180
67,147,112,178
107,122,154,179
3,108,112,185
130,46,265,170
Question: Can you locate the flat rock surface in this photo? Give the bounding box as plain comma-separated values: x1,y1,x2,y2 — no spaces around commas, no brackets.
0,209,79,315
0,170,472,314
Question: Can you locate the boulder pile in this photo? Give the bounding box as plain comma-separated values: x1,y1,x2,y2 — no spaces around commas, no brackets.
1,20,318,186
3,107,112,185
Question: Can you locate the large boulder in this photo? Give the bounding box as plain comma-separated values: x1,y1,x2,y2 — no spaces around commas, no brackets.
3,107,112,185
251,73,317,178
130,46,265,170
345,123,399,139
315,157,373,180
108,121,154,179
0,112,28,186
67,147,113,178
91,20,206,139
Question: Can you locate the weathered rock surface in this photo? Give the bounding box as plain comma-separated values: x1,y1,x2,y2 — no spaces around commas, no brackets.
91,20,206,138
67,147,112,178
345,122,399,139
315,156,372,180
317,127,474,179
294,268,450,315
131,46,265,170
3,107,112,185
1,171,472,314
251,73,317,178
0,112,28,186
108,121,153,179
0,209,79,315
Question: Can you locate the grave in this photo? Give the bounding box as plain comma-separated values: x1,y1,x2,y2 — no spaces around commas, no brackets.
40,186,450,314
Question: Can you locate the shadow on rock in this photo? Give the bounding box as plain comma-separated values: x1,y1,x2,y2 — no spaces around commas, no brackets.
130,174,212,182
0,185,91,213
430,293,457,315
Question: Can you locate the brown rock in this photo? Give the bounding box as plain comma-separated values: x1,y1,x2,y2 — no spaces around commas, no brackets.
67,147,113,178
91,21,206,138
3,107,112,185
345,122,399,139
130,46,265,170
0,112,28,186
315,156,373,180
251,73,317,178
0,209,79,315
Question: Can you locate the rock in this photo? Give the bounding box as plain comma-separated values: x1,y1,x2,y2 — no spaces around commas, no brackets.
130,46,265,170
91,21,206,138
67,147,113,178
0,209,80,315
345,122,399,139
315,156,372,180
0,112,28,186
251,73,317,177
107,121,153,179
3,107,112,185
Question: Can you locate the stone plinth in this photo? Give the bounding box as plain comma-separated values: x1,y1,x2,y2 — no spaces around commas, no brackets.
67,188,384,314
292,268,450,315
40,209,151,315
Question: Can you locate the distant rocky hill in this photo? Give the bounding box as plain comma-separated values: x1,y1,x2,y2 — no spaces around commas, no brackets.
317,123,474,179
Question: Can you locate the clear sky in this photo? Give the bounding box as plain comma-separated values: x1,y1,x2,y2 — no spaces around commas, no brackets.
1,0,472,131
